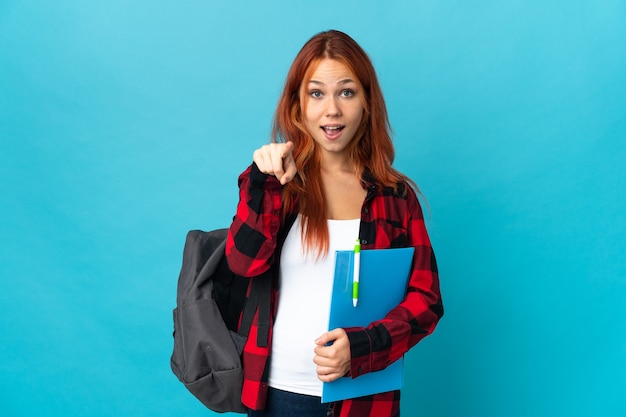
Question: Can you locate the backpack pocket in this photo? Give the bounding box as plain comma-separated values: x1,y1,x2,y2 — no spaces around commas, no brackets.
170,298,247,412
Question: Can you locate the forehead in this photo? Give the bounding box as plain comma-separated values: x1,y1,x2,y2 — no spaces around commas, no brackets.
306,58,358,84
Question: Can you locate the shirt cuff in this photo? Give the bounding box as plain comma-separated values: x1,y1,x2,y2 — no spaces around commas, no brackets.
345,327,372,378
250,162,282,190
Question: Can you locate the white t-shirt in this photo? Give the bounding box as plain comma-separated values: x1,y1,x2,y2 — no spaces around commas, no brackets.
268,214,360,397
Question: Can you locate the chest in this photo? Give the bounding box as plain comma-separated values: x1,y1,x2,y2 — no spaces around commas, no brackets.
321,170,367,220
359,193,410,249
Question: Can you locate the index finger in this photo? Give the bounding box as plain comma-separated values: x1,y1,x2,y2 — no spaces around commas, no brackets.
280,141,294,157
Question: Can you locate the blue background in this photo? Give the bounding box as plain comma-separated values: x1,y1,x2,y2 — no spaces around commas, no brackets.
1,1,625,416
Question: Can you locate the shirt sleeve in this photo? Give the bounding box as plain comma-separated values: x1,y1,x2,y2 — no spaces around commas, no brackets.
344,187,444,378
226,163,284,277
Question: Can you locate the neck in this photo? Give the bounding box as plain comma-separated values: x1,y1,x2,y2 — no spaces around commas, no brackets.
319,151,354,174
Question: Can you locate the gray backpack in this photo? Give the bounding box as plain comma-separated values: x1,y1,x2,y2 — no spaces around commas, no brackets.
170,229,271,413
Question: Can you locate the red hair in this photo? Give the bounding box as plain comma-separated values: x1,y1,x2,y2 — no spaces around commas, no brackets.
272,30,411,256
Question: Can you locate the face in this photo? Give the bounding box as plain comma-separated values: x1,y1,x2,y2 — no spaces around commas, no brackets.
300,58,364,160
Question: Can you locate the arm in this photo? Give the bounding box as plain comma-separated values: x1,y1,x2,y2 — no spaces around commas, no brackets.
225,163,284,277
344,188,443,378
225,142,297,277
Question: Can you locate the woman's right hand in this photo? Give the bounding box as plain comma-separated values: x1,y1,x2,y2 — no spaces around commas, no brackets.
252,141,297,185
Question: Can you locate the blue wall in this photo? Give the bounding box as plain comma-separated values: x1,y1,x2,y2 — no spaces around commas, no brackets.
1,1,624,416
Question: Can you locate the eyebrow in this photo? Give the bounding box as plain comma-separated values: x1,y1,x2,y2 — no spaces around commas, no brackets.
308,78,357,86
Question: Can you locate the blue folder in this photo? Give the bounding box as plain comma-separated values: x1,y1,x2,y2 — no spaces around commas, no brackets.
322,247,415,403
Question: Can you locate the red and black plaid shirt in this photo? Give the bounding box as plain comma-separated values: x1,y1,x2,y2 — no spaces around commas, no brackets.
226,163,443,417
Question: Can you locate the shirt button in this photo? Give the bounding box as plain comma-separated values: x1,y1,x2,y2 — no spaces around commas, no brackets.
361,239,368,245
363,208,369,214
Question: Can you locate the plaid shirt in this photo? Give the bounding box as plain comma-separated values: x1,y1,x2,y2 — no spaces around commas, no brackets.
226,163,443,417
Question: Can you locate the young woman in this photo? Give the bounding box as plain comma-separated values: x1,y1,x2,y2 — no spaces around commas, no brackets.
226,30,443,417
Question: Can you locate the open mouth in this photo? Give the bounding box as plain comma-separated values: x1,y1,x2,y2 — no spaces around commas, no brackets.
322,125,345,133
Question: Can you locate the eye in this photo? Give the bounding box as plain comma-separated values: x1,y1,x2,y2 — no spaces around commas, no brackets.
309,90,323,98
340,89,355,98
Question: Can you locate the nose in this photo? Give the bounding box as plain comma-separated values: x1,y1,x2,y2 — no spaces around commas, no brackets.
326,97,342,117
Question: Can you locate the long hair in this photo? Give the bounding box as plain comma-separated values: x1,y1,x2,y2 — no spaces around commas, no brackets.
272,30,411,256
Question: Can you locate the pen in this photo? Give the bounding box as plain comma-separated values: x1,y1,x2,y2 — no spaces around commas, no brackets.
352,238,360,307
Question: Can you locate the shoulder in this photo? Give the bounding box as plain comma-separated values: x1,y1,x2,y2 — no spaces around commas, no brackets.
362,167,417,199
379,179,417,201
377,180,425,221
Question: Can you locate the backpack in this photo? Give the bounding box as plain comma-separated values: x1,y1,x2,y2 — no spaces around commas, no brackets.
170,228,271,413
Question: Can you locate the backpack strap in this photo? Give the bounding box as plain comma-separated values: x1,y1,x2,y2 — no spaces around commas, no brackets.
238,271,271,347
241,273,271,347
237,213,298,348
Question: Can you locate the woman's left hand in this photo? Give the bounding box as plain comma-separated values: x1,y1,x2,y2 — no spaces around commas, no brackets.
313,328,351,382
